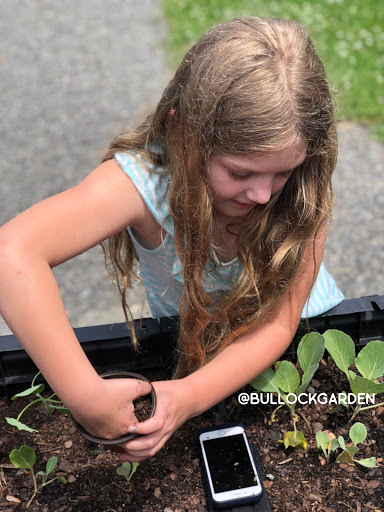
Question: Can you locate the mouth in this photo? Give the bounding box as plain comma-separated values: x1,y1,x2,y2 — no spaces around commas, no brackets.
232,200,256,209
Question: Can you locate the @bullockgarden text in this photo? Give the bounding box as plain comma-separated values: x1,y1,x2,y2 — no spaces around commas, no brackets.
238,392,377,406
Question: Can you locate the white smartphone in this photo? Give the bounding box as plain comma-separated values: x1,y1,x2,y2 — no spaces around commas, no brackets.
198,423,264,508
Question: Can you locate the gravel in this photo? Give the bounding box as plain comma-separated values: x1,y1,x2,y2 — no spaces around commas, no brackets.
0,3,383,336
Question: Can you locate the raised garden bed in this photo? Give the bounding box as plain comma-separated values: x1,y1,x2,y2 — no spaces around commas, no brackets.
0,296,383,511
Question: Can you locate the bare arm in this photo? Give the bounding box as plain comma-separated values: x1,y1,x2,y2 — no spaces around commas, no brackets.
0,159,151,434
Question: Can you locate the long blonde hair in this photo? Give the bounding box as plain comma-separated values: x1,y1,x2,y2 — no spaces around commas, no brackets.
102,17,337,378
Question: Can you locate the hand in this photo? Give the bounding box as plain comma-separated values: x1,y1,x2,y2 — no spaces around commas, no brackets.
116,379,192,462
70,377,152,441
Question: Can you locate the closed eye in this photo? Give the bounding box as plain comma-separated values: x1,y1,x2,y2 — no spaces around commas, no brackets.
228,171,251,181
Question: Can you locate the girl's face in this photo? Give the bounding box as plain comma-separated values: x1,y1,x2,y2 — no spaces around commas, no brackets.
206,140,307,220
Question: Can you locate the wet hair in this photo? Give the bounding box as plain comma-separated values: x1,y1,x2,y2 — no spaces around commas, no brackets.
102,17,337,377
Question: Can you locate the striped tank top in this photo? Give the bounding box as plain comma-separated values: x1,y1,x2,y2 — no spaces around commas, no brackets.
115,151,344,319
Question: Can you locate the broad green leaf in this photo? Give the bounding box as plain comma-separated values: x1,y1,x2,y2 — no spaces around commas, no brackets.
336,450,354,465
337,436,347,451
45,456,58,477
275,361,300,393
315,431,329,454
356,457,377,468
323,329,355,378
117,462,132,478
9,446,36,469
250,367,279,394
297,332,325,373
349,422,367,445
349,374,384,396
281,430,307,449
296,332,325,393
330,438,339,452
58,476,67,484
355,341,384,380
346,446,359,455
6,417,39,433
11,384,45,399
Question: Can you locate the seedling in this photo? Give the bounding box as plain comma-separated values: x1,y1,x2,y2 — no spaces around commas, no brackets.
316,423,377,467
316,430,338,462
116,461,139,482
114,462,140,492
9,445,67,508
323,330,384,421
251,331,325,448
5,372,69,433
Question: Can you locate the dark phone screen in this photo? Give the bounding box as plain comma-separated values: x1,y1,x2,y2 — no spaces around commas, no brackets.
203,434,258,493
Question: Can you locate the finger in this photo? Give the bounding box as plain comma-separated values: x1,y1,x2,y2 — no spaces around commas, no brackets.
127,379,153,401
118,437,166,462
126,415,164,436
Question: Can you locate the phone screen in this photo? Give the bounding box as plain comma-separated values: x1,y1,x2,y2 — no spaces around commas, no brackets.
202,433,258,493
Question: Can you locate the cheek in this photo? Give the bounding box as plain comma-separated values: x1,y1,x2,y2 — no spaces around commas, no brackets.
272,178,289,195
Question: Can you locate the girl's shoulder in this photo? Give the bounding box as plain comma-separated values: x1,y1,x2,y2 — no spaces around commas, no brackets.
114,150,173,234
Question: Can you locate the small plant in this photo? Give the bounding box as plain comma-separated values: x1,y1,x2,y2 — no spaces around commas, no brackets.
323,330,384,421
6,372,69,433
9,445,67,508
116,461,140,482
316,423,377,468
114,462,140,492
316,430,339,462
251,331,325,449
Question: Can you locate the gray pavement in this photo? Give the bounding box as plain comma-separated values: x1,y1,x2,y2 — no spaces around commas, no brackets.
0,2,383,336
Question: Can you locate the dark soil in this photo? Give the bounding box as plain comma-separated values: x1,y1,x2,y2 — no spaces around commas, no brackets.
1,359,383,512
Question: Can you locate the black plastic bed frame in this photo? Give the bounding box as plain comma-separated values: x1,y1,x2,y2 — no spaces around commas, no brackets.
1,295,383,399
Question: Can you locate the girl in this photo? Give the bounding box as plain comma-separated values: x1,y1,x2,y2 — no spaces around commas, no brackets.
0,17,343,461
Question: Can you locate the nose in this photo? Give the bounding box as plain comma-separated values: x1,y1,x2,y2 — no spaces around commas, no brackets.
245,176,273,205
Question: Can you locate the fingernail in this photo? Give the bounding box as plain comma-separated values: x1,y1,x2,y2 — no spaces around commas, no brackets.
129,426,137,433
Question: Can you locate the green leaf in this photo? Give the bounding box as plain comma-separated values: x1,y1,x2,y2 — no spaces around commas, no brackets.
323,329,355,378
337,436,347,451
297,332,325,373
45,456,58,477
9,445,36,470
330,438,339,452
349,422,367,446
346,446,359,455
45,404,70,414
315,431,329,454
355,341,384,380
296,332,325,393
336,450,354,465
339,392,349,408
58,476,67,484
356,457,377,468
117,462,132,479
349,374,384,396
128,461,140,481
5,417,39,433
250,367,279,393
281,430,307,449
275,361,300,393
11,384,45,399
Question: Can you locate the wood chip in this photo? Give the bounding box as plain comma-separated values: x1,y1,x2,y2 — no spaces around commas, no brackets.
366,480,381,489
278,458,292,465
6,496,21,503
